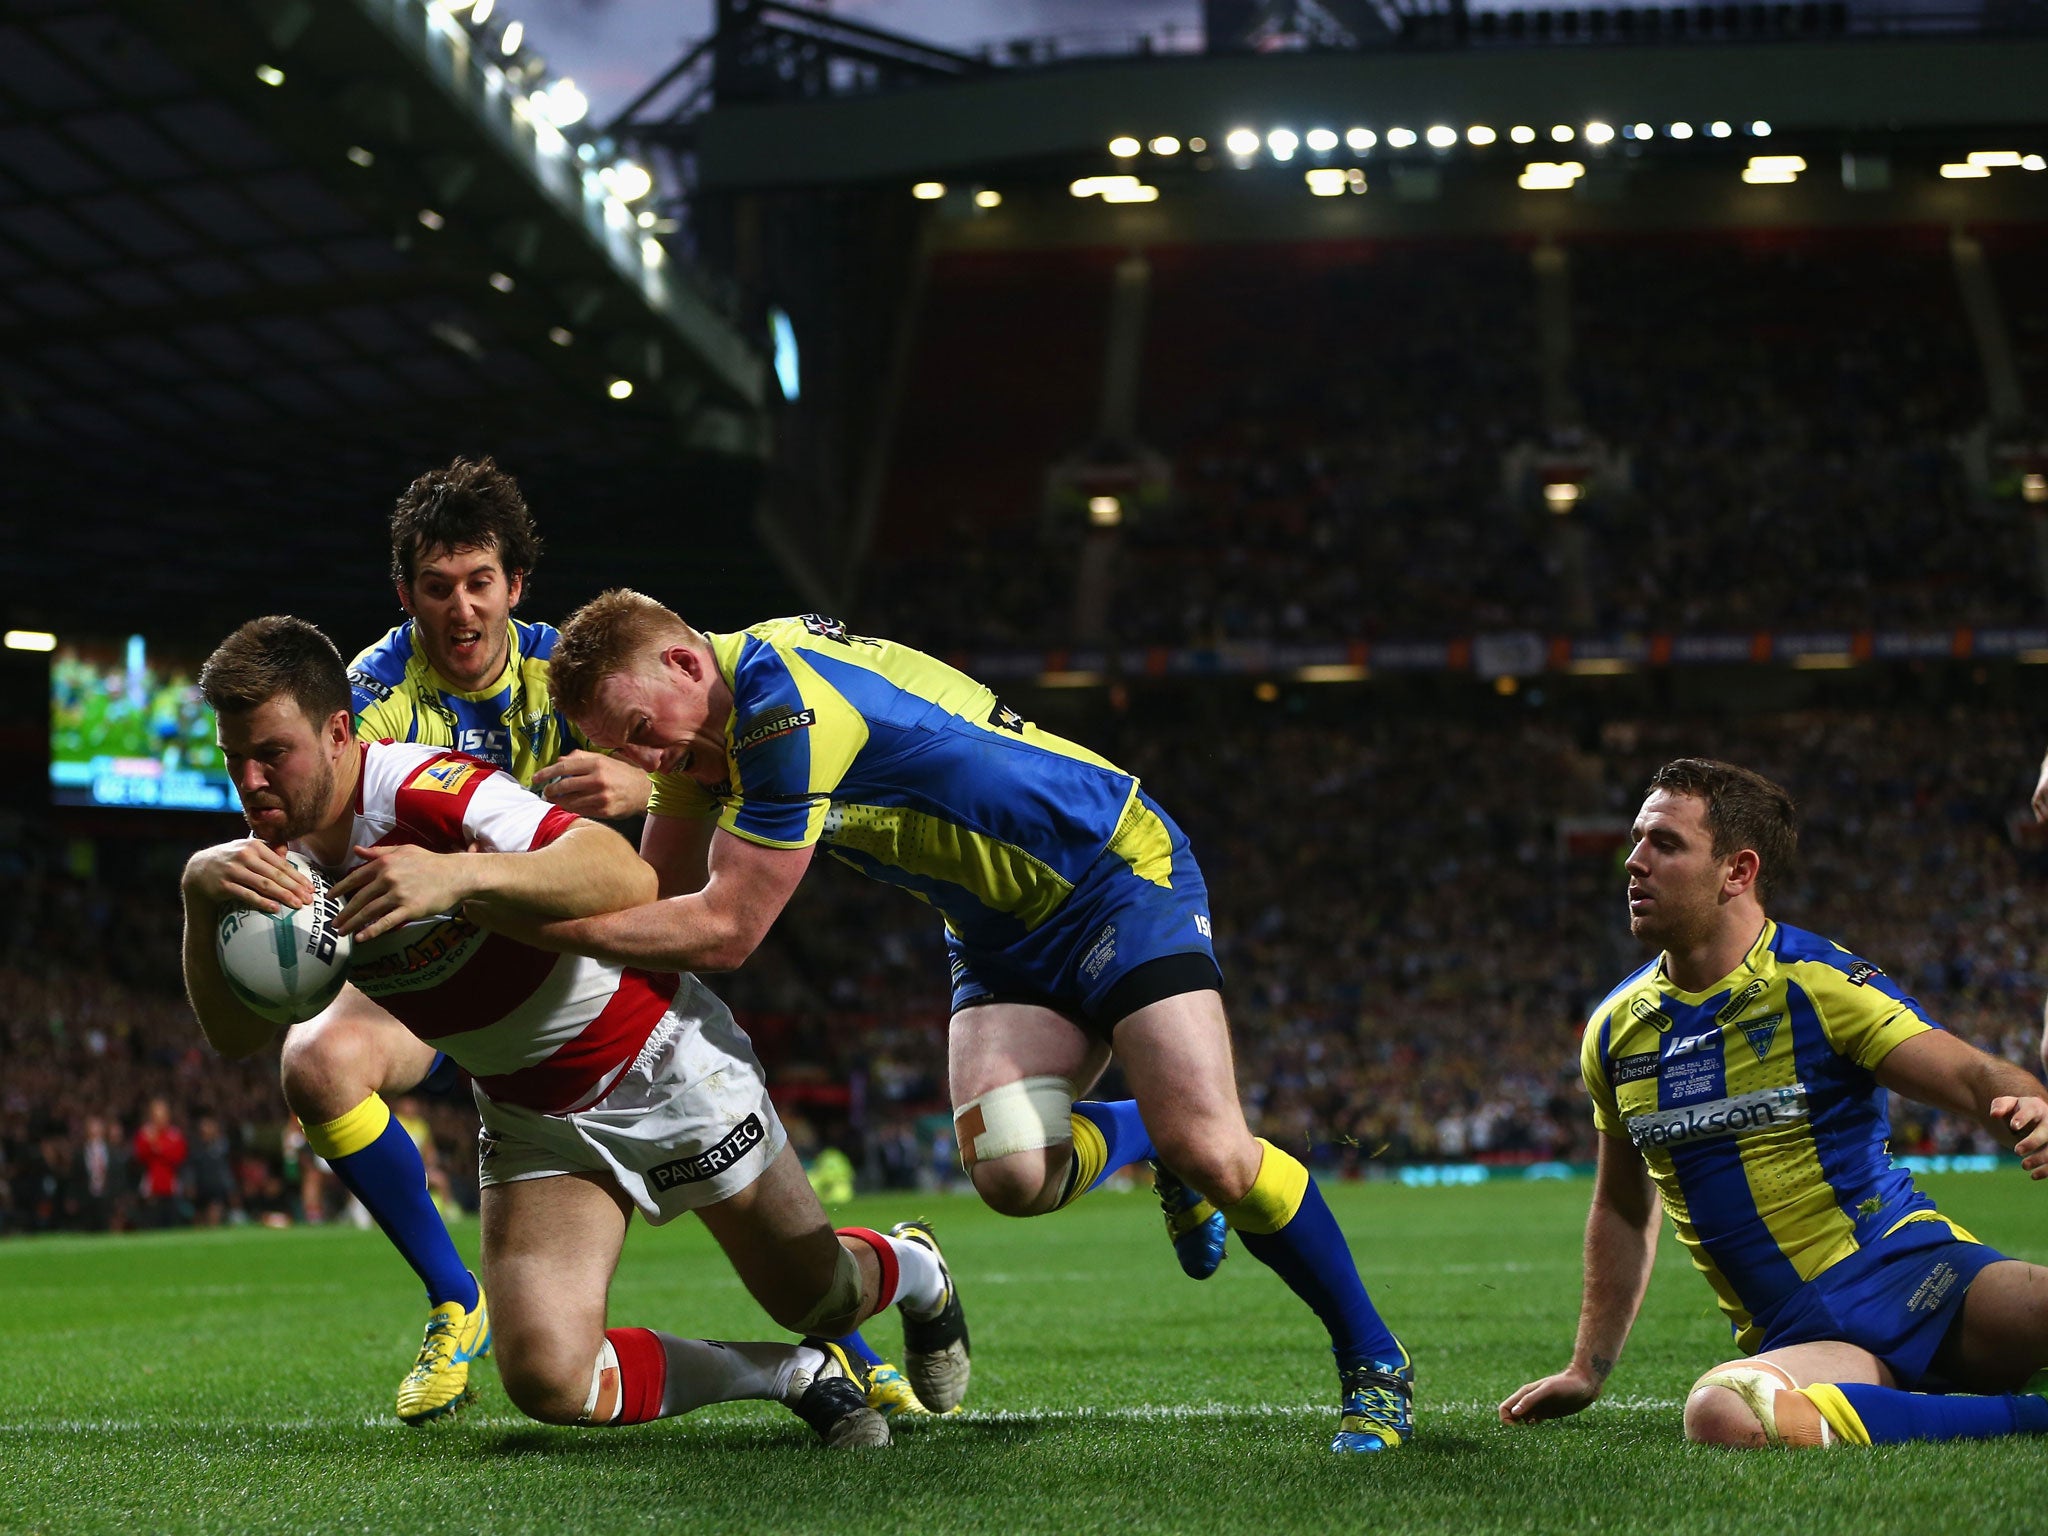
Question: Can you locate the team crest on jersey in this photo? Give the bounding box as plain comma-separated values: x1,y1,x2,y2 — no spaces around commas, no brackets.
1631,997,1673,1033
1716,979,1769,1023
987,700,1027,735
1740,1013,1784,1062
410,758,479,795
1845,962,1884,986
735,708,816,753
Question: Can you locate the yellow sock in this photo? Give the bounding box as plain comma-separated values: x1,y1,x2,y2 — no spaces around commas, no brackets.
304,1094,393,1160
1217,1138,1309,1234
1053,1113,1108,1210
1796,1385,1872,1446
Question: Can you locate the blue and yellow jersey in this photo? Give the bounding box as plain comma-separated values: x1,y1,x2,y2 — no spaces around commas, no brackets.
1582,920,1940,1349
347,618,585,787
646,615,1179,951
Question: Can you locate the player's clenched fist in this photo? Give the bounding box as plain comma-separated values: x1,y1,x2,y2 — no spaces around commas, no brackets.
333,843,473,940
182,838,314,914
530,750,651,820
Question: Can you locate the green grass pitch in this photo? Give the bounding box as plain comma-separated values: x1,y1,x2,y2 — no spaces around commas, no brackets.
4,1172,2046,1535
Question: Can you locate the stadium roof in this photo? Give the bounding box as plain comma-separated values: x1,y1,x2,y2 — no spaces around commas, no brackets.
0,0,789,645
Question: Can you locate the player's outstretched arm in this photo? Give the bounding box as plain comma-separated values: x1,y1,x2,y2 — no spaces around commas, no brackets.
1875,1029,2048,1178
337,820,655,941
1500,1132,1659,1425
483,827,811,974
180,840,307,1058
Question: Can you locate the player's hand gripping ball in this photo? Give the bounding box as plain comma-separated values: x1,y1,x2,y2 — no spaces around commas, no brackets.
215,852,352,1024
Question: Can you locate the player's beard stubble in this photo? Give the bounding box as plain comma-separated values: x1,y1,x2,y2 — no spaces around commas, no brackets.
242,754,335,845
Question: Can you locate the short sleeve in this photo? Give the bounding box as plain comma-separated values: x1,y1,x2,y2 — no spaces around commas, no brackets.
715,639,867,850
391,753,570,852
1809,958,1938,1073
1581,1011,1622,1137
647,770,719,822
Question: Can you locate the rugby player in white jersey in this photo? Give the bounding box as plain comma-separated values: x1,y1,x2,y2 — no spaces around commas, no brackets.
179,617,969,1443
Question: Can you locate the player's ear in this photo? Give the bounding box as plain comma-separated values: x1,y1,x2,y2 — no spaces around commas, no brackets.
506,569,525,611
1724,847,1761,900
395,579,415,617
325,708,353,750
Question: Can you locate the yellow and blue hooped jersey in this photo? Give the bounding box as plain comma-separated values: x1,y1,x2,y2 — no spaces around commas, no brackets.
1581,920,1939,1350
646,615,1179,951
347,618,585,787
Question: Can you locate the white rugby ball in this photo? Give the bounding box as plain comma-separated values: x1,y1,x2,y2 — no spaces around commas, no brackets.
216,852,352,1026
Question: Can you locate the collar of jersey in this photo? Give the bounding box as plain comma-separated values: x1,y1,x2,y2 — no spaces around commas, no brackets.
412,618,522,702
1654,918,1776,1005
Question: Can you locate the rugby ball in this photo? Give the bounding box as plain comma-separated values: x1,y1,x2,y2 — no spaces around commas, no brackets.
215,852,352,1026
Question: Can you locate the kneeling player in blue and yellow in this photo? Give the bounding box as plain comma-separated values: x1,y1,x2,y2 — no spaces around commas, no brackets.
1503,758,2048,1449
519,595,1413,1452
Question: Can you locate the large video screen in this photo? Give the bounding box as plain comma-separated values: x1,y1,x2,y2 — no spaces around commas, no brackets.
51,636,234,811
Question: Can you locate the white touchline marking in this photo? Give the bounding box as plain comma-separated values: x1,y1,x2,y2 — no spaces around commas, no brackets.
0,1396,1683,1435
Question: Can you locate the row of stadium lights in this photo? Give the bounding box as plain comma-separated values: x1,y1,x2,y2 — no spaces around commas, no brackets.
914,130,2046,203
254,2,665,405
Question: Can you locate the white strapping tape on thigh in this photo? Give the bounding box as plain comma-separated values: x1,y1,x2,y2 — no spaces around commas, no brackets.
954,1075,1074,1167
795,1241,864,1333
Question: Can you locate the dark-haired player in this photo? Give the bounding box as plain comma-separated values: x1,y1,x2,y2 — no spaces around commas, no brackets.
284,458,918,1423
180,616,965,1447
1504,759,2048,1448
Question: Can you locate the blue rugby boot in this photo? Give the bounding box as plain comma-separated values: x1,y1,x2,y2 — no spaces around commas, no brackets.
1332,1342,1414,1452
1151,1160,1227,1280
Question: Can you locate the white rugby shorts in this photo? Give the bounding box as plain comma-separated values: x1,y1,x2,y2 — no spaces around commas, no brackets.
473,974,787,1224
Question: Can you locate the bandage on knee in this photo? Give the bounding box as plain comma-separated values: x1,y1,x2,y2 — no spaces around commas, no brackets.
953,1075,1074,1169
796,1239,865,1332
1696,1364,1835,1448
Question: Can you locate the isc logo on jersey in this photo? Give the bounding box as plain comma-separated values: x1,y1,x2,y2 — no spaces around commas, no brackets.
411,759,479,795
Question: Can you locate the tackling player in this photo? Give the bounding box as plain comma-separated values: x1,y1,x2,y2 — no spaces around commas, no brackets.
1502,759,2048,1448
281,457,917,1425
516,595,1413,1453
180,617,969,1445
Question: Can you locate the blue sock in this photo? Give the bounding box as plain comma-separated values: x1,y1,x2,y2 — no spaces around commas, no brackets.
835,1332,884,1369
1226,1157,1401,1366
1061,1099,1155,1205
307,1096,477,1311
1835,1382,2048,1443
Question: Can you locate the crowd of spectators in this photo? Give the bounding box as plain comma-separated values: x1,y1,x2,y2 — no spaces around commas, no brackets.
10,696,2038,1236
862,233,2038,652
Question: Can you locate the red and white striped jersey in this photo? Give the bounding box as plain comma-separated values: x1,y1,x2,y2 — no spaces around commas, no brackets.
304,742,679,1115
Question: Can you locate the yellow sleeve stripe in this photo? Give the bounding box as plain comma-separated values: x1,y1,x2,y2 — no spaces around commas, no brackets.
304,1093,392,1160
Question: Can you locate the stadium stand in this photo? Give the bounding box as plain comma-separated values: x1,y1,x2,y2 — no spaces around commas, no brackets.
6,698,2042,1231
